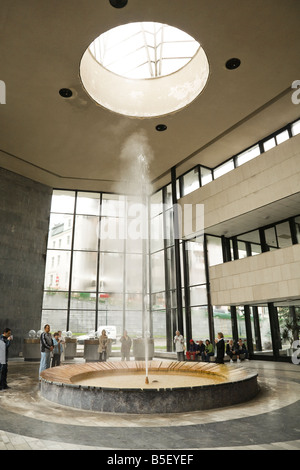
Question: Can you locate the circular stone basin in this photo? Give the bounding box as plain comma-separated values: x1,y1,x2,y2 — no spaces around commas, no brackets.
40,360,258,414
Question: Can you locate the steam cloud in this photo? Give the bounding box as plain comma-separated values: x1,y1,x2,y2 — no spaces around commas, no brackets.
114,129,154,195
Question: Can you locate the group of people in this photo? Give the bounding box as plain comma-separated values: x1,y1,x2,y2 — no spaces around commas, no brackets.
38,325,133,375
39,325,65,375
226,339,249,362
98,329,132,362
1,325,249,387
174,330,249,364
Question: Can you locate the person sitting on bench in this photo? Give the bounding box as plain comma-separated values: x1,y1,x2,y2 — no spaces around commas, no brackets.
186,339,198,361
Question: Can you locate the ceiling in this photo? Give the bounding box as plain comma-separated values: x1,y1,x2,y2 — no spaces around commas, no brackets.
1,0,300,193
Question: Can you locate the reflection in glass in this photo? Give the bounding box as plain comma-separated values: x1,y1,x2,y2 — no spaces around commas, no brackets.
100,217,125,252
213,306,232,339
186,239,206,285
98,292,123,311
150,214,164,253
200,166,213,186
257,307,273,353
126,254,142,293
236,307,246,338
164,184,173,209
70,292,96,310
207,235,223,266
166,247,176,290
190,284,207,306
151,292,166,310
73,216,99,251
99,252,124,292
291,119,300,136
125,293,143,311
41,310,68,332
213,159,234,179
43,291,69,310
44,250,71,290
76,192,100,216
50,190,75,214
237,241,247,259
150,190,163,218
69,310,96,335
125,310,143,338
263,137,276,152
71,251,98,291
151,250,165,293
276,130,289,145
238,230,260,244
182,168,200,196
48,213,73,249
236,144,260,166
164,209,174,247
295,216,300,243
276,221,292,248
251,244,262,256
101,194,125,217
264,227,278,250
152,310,167,351
191,306,209,341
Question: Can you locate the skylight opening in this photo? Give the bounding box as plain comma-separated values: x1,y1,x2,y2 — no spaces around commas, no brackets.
80,21,209,117
89,22,200,80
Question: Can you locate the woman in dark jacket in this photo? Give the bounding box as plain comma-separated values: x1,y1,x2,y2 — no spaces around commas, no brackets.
215,332,225,364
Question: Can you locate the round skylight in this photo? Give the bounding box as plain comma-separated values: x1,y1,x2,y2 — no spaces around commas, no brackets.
89,22,201,80
80,22,209,117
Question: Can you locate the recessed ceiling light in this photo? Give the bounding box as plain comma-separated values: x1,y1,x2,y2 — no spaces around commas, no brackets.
225,58,241,70
109,0,128,8
156,124,167,132
59,88,73,98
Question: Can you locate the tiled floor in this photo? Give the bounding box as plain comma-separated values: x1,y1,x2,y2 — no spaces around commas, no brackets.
0,358,299,450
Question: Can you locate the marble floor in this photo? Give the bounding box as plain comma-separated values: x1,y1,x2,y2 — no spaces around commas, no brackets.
0,358,299,451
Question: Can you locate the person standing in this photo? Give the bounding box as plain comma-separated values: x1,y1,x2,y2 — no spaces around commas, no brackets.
51,332,63,367
39,324,54,375
174,330,185,361
0,328,12,390
57,331,65,363
98,329,108,362
215,332,225,364
120,330,132,361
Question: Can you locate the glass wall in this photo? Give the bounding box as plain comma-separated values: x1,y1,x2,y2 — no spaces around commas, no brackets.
42,191,146,345
185,237,210,341
42,187,300,360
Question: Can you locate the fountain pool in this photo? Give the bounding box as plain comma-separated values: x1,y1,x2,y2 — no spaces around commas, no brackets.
40,360,259,414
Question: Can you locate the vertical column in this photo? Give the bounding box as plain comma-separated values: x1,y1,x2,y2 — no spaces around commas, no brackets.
268,302,281,359
171,166,183,334
95,193,102,331
182,241,192,344
230,306,239,344
203,234,215,343
244,305,254,355
252,306,262,352
66,191,77,332
162,187,173,352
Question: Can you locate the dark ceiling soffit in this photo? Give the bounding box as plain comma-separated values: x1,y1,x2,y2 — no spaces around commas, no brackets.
0,86,292,188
